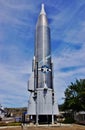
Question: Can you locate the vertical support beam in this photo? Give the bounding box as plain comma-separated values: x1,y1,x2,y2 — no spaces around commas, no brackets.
51,62,53,90
35,61,38,89
52,115,54,125
52,103,54,125
36,61,38,125
52,90,54,125
36,97,38,125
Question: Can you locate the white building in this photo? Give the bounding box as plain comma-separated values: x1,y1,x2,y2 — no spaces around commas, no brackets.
74,111,85,124
0,105,5,119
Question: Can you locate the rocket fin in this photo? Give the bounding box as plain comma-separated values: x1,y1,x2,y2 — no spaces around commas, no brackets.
27,93,36,115
28,72,34,92
53,92,59,115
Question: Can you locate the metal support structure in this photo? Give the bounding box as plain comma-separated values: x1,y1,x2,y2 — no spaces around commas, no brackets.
52,115,54,125
36,97,38,125
36,62,38,125
52,91,54,125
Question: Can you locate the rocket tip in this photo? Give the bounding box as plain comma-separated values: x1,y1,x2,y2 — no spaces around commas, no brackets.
42,3,44,8
40,3,46,15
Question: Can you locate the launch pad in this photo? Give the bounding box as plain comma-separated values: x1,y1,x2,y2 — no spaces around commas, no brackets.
27,4,59,125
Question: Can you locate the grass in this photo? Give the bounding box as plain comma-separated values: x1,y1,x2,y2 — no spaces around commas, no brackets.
0,122,21,127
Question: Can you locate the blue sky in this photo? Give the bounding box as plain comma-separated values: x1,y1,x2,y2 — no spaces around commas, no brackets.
0,0,85,108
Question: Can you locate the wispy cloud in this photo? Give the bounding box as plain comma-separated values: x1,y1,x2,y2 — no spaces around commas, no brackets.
64,22,85,43
0,59,31,107
50,0,85,44
51,0,85,101
53,38,85,103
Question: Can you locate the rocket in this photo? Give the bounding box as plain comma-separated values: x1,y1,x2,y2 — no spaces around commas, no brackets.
33,4,53,90
27,4,59,124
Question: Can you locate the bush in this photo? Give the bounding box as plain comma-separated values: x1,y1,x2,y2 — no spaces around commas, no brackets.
63,117,75,124
0,122,7,126
0,117,2,121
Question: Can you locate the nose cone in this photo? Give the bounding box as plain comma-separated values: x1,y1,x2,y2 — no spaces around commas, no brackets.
40,4,46,15
36,4,49,27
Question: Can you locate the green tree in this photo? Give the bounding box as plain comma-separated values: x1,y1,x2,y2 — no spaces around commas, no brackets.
62,79,85,112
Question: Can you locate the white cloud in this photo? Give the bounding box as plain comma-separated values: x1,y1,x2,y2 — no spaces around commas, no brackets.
0,60,32,107
64,22,85,44
50,0,85,45
0,0,36,29
53,42,85,104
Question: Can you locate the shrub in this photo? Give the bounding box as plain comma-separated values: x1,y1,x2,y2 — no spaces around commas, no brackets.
63,117,75,124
